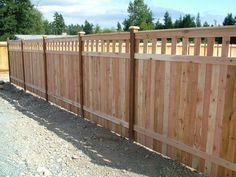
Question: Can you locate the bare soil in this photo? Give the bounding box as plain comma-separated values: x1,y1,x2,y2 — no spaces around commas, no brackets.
0,73,208,177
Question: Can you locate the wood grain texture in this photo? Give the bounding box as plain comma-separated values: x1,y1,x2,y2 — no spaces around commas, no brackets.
0,42,8,72
8,26,236,177
218,66,236,177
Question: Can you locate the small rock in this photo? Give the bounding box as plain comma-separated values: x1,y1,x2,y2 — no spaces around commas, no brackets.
37,167,52,176
72,155,79,160
145,154,149,159
57,158,62,163
83,137,89,140
0,80,4,85
0,85,3,90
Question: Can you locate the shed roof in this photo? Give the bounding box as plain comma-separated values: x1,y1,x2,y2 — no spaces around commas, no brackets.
15,34,75,40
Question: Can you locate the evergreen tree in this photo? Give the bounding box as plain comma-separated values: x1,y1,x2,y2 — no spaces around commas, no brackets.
155,19,164,29
66,24,82,35
174,16,183,28
82,20,94,34
123,0,154,31
29,8,45,34
223,14,236,44
94,24,101,34
0,0,44,40
52,12,65,35
117,22,122,32
43,20,53,35
174,14,196,28
181,14,196,28
203,21,210,27
163,11,173,29
223,13,236,25
196,13,201,27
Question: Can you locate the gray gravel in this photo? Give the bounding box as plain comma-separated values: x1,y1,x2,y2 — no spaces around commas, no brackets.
0,73,208,177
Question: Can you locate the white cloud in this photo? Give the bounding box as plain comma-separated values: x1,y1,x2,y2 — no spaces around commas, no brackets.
34,0,128,27
33,0,225,28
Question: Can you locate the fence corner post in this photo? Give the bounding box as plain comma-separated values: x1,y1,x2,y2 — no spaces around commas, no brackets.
7,38,11,83
78,31,86,118
128,26,139,140
43,36,48,102
21,39,26,91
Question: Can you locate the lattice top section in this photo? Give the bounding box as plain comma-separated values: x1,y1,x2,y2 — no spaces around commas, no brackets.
135,26,236,57
23,39,43,52
81,32,130,53
46,36,79,52
7,26,236,58
8,40,21,51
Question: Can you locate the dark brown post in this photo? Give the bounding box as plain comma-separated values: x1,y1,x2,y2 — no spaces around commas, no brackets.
43,36,48,101
128,26,139,139
7,38,12,83
21,40,26,90
78,31,85,118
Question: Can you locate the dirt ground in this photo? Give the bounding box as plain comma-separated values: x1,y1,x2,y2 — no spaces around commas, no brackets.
0,73,208,177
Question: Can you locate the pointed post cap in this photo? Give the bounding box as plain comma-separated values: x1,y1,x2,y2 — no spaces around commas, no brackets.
78,31,86,36
129,26,140,31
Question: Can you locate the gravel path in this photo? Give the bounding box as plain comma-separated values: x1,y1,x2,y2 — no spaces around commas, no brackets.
0,73,208,177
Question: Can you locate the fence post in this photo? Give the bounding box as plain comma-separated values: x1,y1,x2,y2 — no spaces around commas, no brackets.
21,40,26,90
78,31,86,118
128,26,139,139
43,36,48,101
7,38,11,83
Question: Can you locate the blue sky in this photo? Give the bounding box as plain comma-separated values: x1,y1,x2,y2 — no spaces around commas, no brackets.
32,0,235,28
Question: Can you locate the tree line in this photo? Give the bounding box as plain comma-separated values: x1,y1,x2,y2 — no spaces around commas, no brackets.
0,0,236,41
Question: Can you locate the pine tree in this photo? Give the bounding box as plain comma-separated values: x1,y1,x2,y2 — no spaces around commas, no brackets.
66,24,82,35
196,13,201,27
203,21,210,27
223,13,236,25
155,19,164,29
52,12,65,35
82,20,94,34
163,11,173,29
181,14,196,28
123,0,154,31
94,24,101,34
0,0,44,40
43,20,53,35
174,16,183,28
117,22,122,32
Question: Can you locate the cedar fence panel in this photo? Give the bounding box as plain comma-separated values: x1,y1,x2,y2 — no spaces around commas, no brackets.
0,42,8,72
8,40,24,87
82,32,130,137
46,37,81,114
134,27,236,177
7,26,236,177
23,39,46,98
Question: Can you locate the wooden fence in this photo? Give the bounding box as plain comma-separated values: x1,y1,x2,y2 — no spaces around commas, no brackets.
0,42,8,72
8,26,236,177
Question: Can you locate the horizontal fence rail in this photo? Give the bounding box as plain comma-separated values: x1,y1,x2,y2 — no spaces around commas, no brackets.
7,26,236,177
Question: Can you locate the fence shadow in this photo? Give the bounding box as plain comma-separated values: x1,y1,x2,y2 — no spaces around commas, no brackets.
0,83,203,177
